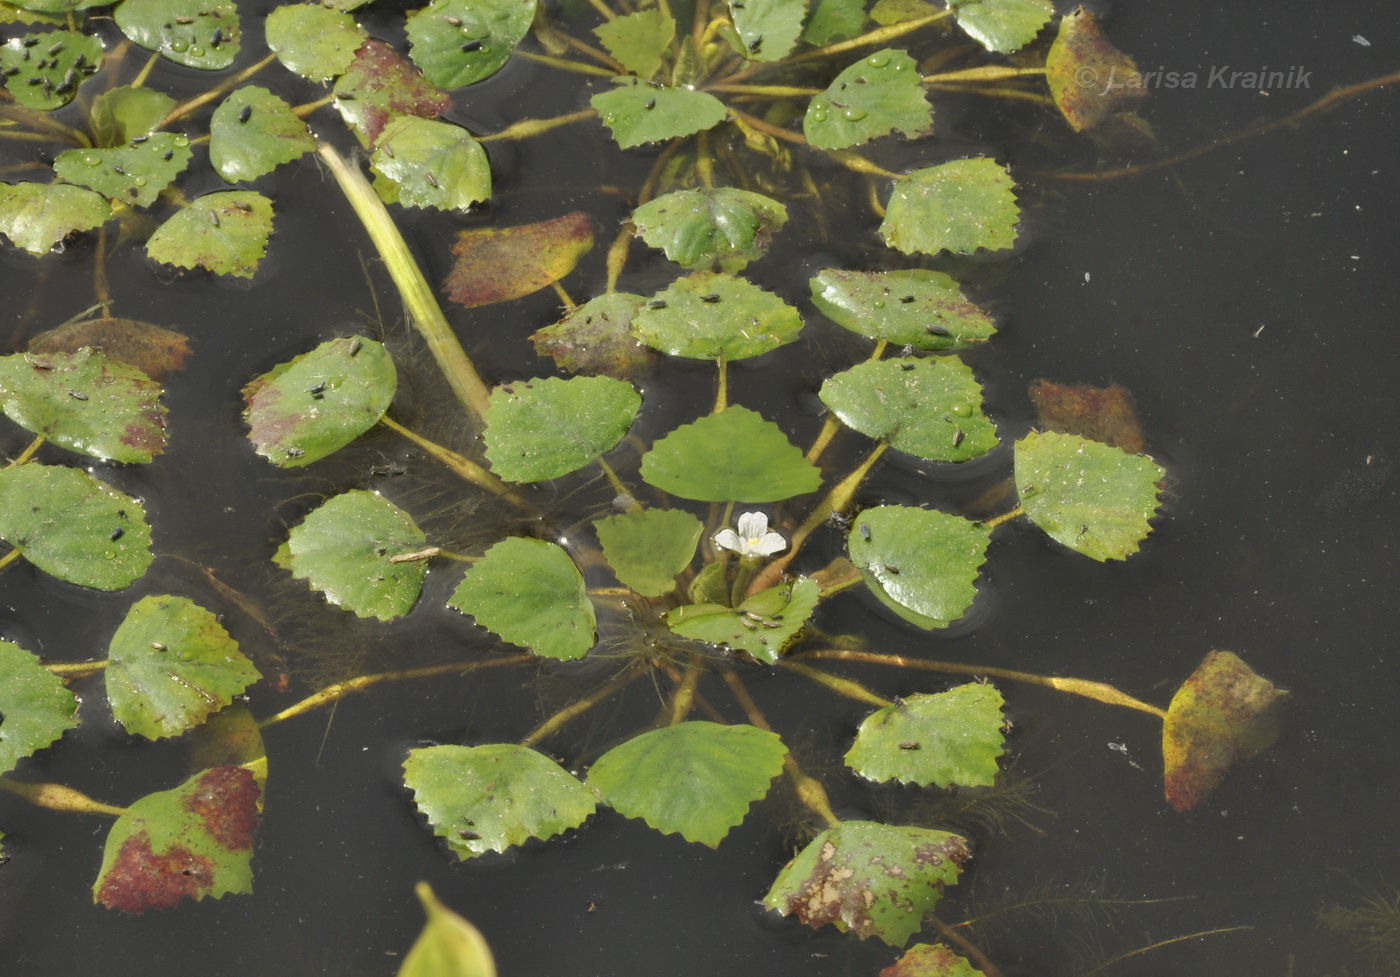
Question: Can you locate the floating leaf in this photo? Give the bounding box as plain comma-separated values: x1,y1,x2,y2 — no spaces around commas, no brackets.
631,272,803,360
483,375,640,483
687,559,728,606
594,9,675,80
727,0,807,61
334,40,452,147
530,292,657,379
1163,651,1288,812
593,77,728,148
443,212,594,308
804,0,866,45
5,0,105,12
399,883,497,977
106,595,261,740
0,638,78,775
666,576,818,664
209,87,315,183
804,49,931,150
88,86,177,147
848,505,990,628
242,335,397,466
29,316,190,381
587,722,786,847
846,684,1005,787
1028,379,1144,454
640,406,822,502
189,704,267,786
448,537,595,661
763,821,970,945
1013,430,1163,561
0,347,166,462
1,30,102,110
280,490,428,621
404,744,597,859
0,181,107,255
95,766,260,912
809,268,996,350
264,2,365,81
146,191,274,278
594,507,702,597
53,134,192,208
371,116,490,211
870,0,938,24
113,0,240,70
948,0,1053,53
819,357,997,461
879,158,1019,256
1045,6,1147,132
882,944,987,977
0,464,152,589
631,188,788,272
406,0,536,88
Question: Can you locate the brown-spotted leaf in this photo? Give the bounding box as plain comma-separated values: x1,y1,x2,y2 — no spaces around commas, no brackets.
28,317,190,381
881,943,986,977
1045,6,1147,132
444,212,595,308
1028,379,1144,454
1163,650,1288,812
333,40,452,147
530,292,657,380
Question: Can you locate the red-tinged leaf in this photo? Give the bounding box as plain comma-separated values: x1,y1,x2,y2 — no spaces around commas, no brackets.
1162,650,1288,812
27,316,191,381
1028,379,1145,454
1045,6,1147,132
95,766,260,913
881,943,986,977
333,40,452,146
444,211,595,308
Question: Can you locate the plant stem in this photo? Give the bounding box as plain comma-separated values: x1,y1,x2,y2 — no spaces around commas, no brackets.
778,660,891,707
668,661,703,724
378,415,525,504
158,52,277,129
922,65,1045,84
1078,926,1253,977
791,649,1168,719
0,777,126,816
317,142,494,425
44,658,108,676
805,416,839,463
8,433,45,467
714,353,728,412
514,49,616,77
928,915,1005,977
726,106,809,146
704,83,823,97
980,504,1023,530
519,662,648,748
293,94,336,118
479,108,598,143
811,557,864,597
0,547,21,575
596,456,631,500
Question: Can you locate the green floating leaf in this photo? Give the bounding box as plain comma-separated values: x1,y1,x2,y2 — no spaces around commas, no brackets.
870,0,937,25
1,30,102,110
404,744,597,859
879,158,1019,256
803,0,866,46
6,0,106,13
264,2,365,81
0,182,107,255
848,505,990,628
587,722,786,847
449,537,595,661
0,464,152,590
335,40,452,147
88,86,176,147
399,883,497,977
146,190,273,279
631,187,788,272
1045,6,1146,132
1163,650,1288,812
819,357,997,462
0,347,166,462
810,268,996,350
804,49,931,150
948,0,1052,53
593,507,702,597
594,9,675,80
443,212,594,307
53,134,193,208
883,943,988,977
1013,430,1163,561
0,638,79,776
407,0,536,88
846,683,1005,787
113,0,240,70
106,595,261,740
530,292,657,380
763,821,970,946
209,86,316,183
483,375,640,483
727,0,807,61
640,405,822,503
242,335,396,466
666,576,818,664
370,116,490,211
280,490,428,621
593,77,728,149
631,271,803,360
95,766,260,912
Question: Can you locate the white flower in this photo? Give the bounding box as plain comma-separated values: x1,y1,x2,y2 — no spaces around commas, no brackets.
714,511,786,558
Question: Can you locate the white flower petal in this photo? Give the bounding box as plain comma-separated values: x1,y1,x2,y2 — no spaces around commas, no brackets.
735,511,770,539
751,532,787,556
713,528,743,553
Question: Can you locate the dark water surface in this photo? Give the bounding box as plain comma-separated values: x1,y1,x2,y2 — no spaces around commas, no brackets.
2,1,1398,975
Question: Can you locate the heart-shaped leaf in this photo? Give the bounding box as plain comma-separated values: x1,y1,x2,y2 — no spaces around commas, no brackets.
848,505,990,628
948,0,1053,53
631,188,787,272
88,86,177,147
594,507,703,597
0,638,79,775
666,576,818,664
113,0,240,70
53,134,193,208
594,9,675,80
593,77,728,148
209,86,315,183
639,406,822,503
809,268,996,350
0,182,108,255
406,0,537,88
483,375,640,483
804,49,931,150
879,158,1019,256
370,116,490,211
846,683,1005,787
631,272,803,360
146,190,274,278
1,30,102,110
726,0,807,61
264,2,365,81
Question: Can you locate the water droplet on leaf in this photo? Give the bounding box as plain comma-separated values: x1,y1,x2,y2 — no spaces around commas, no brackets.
842,107,867,121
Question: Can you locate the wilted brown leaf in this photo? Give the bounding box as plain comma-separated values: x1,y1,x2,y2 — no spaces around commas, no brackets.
1045,6,1148,132
444,212,595,308
1028,379,1144,454
29,317,190,380
530,292,656,379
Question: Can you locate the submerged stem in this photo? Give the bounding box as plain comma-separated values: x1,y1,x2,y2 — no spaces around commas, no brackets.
9,433,45,467
0,777,127,816
519,662,648,747
379,415,526,505
981,504,1024,530
778,660,891,707
479,108,598,143
158,53,277,128
44,658,108,676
